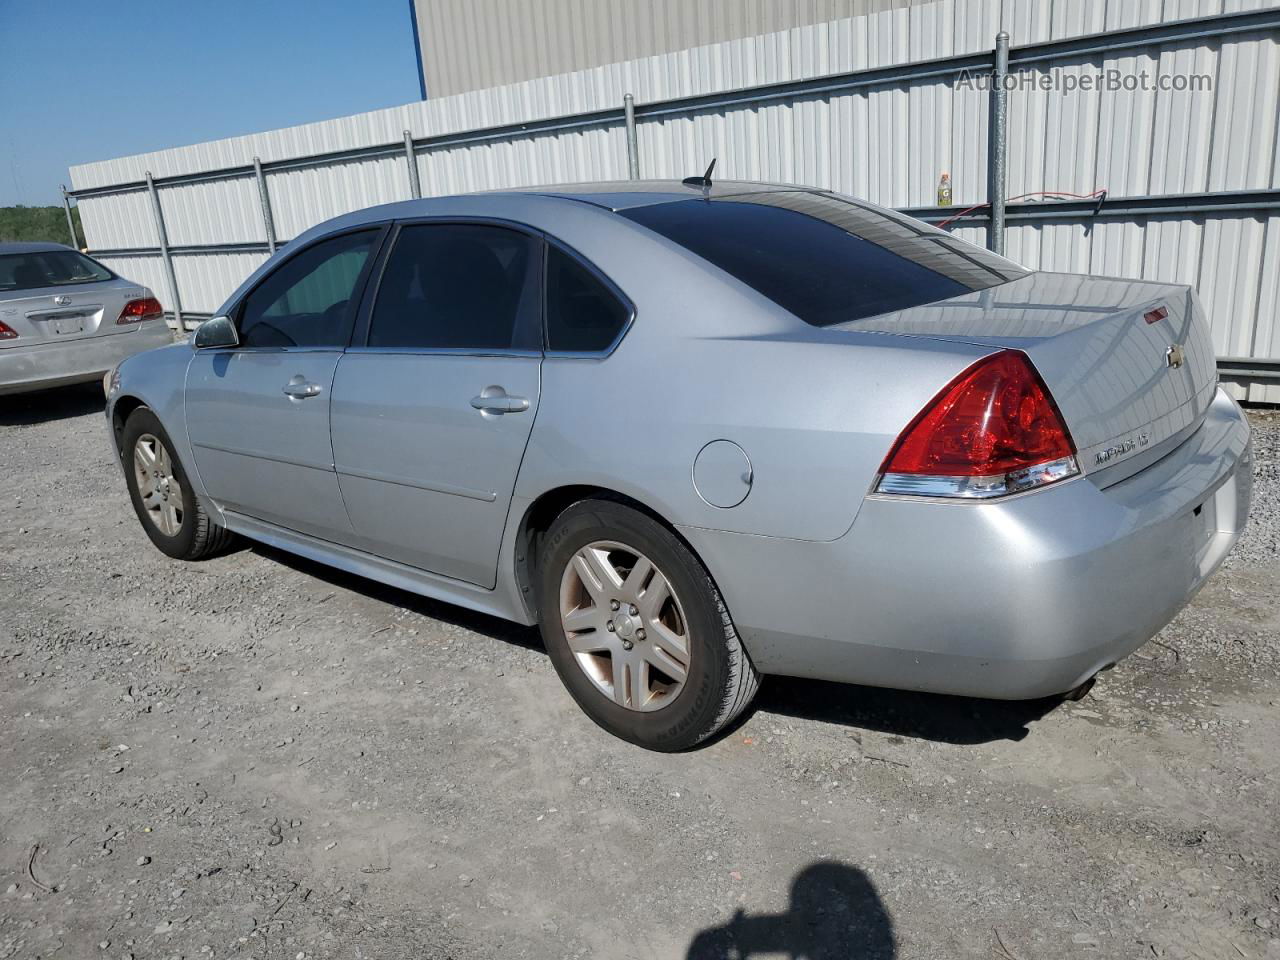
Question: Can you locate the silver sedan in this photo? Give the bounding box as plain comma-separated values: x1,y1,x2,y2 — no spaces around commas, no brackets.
103,181,1252,750
0,242,173,395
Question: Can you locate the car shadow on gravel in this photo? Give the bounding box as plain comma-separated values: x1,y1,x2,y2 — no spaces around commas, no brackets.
0,382,105,425
751,675,1060,745
687,861,895,959
252,544,1057,744
251,543,544,651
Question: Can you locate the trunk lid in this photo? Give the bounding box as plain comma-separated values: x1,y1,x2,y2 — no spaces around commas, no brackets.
839,271,1218,480
0,276,152,349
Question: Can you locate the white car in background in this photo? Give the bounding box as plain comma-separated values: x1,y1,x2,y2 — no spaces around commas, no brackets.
0,242,172,396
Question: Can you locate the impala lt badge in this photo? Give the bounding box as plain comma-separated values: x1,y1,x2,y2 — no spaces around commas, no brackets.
1095,432,1151,466
1166,344,1185,369
53,295,72,305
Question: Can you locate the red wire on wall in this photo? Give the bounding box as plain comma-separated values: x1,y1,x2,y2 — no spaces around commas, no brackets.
935,189,1108,231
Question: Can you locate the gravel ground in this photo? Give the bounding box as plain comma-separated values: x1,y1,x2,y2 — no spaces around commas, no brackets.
1,386,1277,960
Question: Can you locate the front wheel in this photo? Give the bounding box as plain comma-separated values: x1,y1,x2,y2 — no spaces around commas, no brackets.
121,407,234,560
536,499,759,751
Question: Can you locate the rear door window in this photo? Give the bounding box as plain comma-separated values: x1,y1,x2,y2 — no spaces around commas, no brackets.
620,192,1028,326
239,230,376,348
368,223,540,351
545,246,631,353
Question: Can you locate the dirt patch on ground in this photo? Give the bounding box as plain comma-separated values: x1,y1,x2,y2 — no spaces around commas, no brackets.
1,385,1278,959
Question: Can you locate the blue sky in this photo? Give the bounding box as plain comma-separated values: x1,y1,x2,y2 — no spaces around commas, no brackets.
0,0,423,206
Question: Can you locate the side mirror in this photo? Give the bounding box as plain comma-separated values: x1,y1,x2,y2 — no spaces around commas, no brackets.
192,315,239,350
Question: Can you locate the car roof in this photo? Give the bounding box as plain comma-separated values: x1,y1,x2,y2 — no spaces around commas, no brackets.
0,241,77,254
298,179,831,247
489,179,823,211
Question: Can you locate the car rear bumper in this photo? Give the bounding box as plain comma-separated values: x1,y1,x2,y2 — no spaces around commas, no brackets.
0,322,173,395
680,387,1253,700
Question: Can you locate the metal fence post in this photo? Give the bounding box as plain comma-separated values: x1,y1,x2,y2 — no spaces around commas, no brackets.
252,157,277,254
623,94,640,180
988,31,1010,255
404,130,422,198
60,185,78,248
145,171,183,329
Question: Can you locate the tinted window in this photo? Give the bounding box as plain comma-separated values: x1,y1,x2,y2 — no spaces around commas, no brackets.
620,192,1028,327
0,250,111,292
368,224,539,351
239,230,375,348
545,246,630,352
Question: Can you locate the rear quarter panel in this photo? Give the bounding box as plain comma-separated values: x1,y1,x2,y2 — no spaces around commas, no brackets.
512,202,994,541
525,335,991,541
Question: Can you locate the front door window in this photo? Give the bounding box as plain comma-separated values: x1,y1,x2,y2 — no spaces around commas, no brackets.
238,231,377,348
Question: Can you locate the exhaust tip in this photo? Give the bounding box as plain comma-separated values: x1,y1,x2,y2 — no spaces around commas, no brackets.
1064,676,1097,702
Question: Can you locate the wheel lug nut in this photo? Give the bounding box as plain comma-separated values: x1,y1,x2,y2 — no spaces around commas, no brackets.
606,621,615,632
628,604,638,616
636,629,646,641
621,639,633,650
610,600,620,611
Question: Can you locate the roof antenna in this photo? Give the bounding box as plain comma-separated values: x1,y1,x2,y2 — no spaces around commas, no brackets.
682,158,717,193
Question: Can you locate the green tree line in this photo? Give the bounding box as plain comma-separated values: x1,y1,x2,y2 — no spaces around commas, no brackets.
0,204,86,248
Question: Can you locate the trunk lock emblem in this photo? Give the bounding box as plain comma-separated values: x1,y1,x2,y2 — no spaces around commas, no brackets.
1166,344,1185,369
53,295,72,305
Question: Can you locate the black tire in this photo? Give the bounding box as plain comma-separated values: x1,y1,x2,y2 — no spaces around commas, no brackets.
536,499,760,751
121,407,234,560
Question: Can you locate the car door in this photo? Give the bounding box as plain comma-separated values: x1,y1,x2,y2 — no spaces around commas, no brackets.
185,227,382,543
329,221,543,588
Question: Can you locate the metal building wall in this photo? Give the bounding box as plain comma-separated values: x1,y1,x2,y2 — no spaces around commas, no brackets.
413,0,917,98
71,0,1280,400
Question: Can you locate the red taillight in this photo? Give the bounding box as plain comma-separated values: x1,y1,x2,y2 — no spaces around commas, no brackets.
117,297,164,324
0,321,17,340
1144,306,1169,325
877,350,1078,498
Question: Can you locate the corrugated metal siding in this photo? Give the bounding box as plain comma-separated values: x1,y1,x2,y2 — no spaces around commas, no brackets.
77,192,156,251
170,252,270,314
636,75,987,209
95,255,172,306
1252,215,1280,402
269,157,409,240
1198,215,1270,356
413,0,1280,102
416,0,921,98
1148,43,1218,195
418,124,629,197
1210,33,1280,191
69,0,1280,379
160,177,264,246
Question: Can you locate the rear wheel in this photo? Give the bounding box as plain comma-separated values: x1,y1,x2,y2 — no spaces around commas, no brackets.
537,499,759,751
121,407,233,560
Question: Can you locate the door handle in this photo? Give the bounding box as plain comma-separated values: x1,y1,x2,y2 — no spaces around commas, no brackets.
470,389,530,415
282,379,323,399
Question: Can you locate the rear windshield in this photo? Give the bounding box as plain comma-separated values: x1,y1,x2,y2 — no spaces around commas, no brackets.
620,191,1028,326
0,250,112,293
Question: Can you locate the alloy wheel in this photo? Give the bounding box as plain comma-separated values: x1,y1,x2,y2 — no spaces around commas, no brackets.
133,433,184,537
558,540,692,711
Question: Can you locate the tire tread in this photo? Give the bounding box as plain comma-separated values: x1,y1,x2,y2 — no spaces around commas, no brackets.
187,501,235,559
702,572,760,746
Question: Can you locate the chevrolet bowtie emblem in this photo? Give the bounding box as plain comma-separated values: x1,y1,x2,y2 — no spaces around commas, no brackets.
1166,344,1185,369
